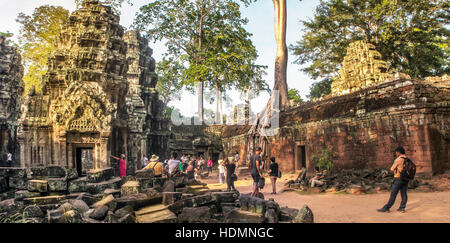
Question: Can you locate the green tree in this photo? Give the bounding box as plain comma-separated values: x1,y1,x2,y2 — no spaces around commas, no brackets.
288,88,304,104
291,0,450,99
134,0,266,123
156,57,183,115
16,5,69,95
307,78,333,100
0,31,16,46
74,0,132,14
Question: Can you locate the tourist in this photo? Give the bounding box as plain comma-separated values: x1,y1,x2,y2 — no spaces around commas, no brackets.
309,166,327,188
225,157,237,192
218,159,226,184
234,151,239,165
249,147,264,197
186,161,196,180
378,146,409,213
111,154,127,178
7,152,12,167
144,155,163,177
268,157,279,194
141,155,149,169
207,157,213,174
167,152,181,177
197,158,204,173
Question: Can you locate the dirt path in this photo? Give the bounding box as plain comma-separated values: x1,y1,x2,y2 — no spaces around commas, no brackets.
201,172,450,223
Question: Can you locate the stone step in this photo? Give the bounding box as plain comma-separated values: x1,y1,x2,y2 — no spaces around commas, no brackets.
121,181,140,197
23,195,67,206
15,190,41,201
136,205,177,223
135,204,168,217
87,168,114,183
27,180,48,193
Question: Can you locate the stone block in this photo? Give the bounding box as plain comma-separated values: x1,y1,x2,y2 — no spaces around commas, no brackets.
152,177,169,189
162,192,182,205
104,188,121,198
177,206,212,223
137,177,153,189
86,177,122,194
24,205,44,218
68,177,88,193
115,194,162,211
48,178,68,192
294,205,314,223
162,180,175,192
135,204,177,223
89,205,109,220
224,209,265,223
211,191,239,203
14,190,41,201
121,181,140,197
92,194,117,211
27,180,48,193
23,195,67,206
168,194,214,214
9,177,27,190
86,167,114,183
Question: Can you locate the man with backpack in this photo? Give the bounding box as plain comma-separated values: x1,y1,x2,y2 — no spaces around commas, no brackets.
377,146,416,213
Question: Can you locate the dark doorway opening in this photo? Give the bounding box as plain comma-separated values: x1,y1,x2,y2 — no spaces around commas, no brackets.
296,145,306,170
76,147,93,176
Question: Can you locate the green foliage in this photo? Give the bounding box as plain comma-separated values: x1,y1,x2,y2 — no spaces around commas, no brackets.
291,0,450,87
134,0,267,107
0,210,28,224
307,78,333,100
156,57,183,112
288,88,304,104
0,31,16,46
74,0,132,15
311,148,334,171
16,5,69,95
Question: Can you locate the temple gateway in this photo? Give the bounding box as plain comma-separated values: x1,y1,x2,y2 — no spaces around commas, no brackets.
17,0,169,176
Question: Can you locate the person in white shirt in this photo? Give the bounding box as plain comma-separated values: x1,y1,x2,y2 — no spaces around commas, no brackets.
218,159,226,184
167,152,181,177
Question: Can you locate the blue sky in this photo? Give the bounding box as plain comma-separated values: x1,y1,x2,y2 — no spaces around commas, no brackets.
0,0,319,117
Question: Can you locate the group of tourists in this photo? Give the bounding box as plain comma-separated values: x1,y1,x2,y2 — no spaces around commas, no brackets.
112,145,413,213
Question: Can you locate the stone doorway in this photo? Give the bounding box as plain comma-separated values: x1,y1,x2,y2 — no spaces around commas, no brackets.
75,147,94,176
295,145,307,170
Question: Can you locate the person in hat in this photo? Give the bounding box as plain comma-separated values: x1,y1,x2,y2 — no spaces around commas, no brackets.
248,147,264,197
144,154,163,177
218,159,226,184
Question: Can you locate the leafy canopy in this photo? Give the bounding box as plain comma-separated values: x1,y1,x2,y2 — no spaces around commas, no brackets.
16,5,69,95
134,0,267,97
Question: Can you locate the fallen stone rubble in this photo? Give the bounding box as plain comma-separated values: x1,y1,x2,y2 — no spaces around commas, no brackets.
283,167,429,194
0,165,308,223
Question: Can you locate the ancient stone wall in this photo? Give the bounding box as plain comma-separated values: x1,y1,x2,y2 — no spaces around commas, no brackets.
222,76,450,175
0,36,24,165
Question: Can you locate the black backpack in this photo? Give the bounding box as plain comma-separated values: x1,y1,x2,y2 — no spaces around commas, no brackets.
400,157,416,181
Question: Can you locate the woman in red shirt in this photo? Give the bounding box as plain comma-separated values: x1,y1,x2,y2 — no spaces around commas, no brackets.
111,154,127,178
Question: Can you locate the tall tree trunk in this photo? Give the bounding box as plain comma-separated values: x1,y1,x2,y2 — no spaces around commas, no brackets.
197,82,204,123
273,0,289,108
215,83,221,124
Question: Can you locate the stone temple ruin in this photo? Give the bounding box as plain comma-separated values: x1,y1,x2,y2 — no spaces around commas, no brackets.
17,0,168,177
0,36,24,166
0,0,449,224
222,41,449,176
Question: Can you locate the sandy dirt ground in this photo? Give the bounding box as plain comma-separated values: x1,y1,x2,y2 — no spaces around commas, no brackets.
200,171,450,223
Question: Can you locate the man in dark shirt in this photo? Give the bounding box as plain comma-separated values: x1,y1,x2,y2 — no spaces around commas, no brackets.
225,157,236,192
248,147,264,197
